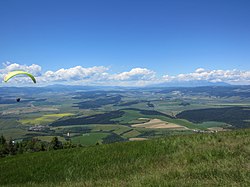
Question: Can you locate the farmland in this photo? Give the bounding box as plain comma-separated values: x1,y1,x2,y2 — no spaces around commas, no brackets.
131,118,188,129
1,85,250,145
20,113,74,126
71,133,110,145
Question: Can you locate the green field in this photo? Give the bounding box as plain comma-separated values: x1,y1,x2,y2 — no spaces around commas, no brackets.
90,124,131,135
0,128,29,140
35,136,66,142
113,109,143,124
71,133,110,145
0,129,249,186
197,121,230,128
0,119,19,130
121,129,141,138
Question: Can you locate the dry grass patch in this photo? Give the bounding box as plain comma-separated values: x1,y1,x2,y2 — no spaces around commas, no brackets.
132,118,188,130
129,138,148,141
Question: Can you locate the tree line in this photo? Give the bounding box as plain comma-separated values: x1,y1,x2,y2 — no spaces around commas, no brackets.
0,135,78,158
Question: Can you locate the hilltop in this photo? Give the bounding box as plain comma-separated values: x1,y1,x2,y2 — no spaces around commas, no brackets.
0,129,250,187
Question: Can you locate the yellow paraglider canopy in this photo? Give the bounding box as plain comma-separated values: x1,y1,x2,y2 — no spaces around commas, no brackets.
4,70,36,83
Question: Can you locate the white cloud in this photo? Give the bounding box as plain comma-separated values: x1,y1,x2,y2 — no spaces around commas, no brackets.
1,62,250,86
0,62,42,84
195,68,206,73
42,66,108,82
111,68,156,81
162,68,250,84
2,62,42,76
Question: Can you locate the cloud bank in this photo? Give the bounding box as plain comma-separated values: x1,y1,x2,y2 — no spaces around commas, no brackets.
1,62,250,86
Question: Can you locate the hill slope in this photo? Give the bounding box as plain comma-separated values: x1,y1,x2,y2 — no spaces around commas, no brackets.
1,130,250,186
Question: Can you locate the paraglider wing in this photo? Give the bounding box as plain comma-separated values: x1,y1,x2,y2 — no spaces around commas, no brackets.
4,71,36,83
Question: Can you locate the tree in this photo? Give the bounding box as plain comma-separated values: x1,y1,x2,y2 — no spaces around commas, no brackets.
0,136,8,157
17,142,24,154
0,135,6,145
63,140,75,149
50,137,62,150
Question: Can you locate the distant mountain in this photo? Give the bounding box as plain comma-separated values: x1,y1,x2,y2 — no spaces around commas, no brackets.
0,84,127,95
44,84,127,91
150,80,231,87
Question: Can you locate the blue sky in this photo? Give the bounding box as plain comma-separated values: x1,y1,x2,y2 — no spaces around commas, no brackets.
0,0,250,86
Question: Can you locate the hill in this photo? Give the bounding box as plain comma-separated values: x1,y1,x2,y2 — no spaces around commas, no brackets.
149,80,231,87
0,129,250,186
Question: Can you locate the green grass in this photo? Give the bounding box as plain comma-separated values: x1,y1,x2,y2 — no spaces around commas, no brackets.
0,119,19,130
197,121,230,128
113,110,143,124
71,133,110,145
90,125,118,132
112,126,131,135
90,124,131,135
35,136,66,142
121,129,141,139
0,128,29,140
0,129,250,186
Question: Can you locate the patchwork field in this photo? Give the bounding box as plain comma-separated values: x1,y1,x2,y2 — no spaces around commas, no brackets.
1,86,250,145
132,118,189,130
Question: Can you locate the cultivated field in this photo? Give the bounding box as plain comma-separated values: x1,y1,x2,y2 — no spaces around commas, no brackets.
132,118,189,130
71,133,110,145
1,86,250,145
20,113,74,126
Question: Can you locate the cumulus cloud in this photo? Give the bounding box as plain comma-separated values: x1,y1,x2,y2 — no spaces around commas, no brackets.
195,68,206,73
161,68,250,85
1,62,42,76
1,62,250,86
0,62,42,84
0,62,157,86
111,68,156,81
42,66,108,82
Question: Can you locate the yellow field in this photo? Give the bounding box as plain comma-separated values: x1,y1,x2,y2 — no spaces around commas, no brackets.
20,113,74,126
132,118,188,130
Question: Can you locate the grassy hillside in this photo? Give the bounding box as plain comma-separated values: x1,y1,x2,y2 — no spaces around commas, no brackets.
0,130,250,187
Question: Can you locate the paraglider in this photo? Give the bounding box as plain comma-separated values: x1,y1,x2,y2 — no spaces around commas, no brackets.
4,70,36,83
3,70,36,102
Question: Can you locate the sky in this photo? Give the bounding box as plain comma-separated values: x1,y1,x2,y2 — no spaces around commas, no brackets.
0,0,250,86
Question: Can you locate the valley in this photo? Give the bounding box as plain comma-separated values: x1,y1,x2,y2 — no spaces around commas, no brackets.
1,85,250,145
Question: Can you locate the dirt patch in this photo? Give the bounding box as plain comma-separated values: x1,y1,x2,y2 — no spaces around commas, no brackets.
129,138,148,141
132,118,188,130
